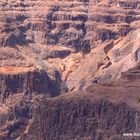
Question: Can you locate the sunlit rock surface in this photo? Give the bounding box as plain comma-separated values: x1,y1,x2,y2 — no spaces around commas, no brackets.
0,0,140,139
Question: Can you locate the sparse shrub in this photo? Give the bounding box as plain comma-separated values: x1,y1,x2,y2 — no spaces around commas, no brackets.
135,96,140,103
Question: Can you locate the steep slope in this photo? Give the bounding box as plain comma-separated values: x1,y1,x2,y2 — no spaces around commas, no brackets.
0,0,140,140
1,78,140,140
49,30,140,91
0,1,139,63
0,0,139,49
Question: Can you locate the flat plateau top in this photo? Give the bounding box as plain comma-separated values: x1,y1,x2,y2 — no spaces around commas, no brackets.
0,66,35,74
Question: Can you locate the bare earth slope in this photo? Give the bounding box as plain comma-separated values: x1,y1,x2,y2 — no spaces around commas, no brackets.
0,0,140,88
0,0,140,140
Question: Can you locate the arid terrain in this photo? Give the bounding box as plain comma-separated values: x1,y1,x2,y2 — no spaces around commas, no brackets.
0,0,140,140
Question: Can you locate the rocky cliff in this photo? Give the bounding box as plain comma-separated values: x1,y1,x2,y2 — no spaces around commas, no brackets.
4,0,137,90
0,66,62,100
0,0,140,140
1,0,139,49
1,79,140,140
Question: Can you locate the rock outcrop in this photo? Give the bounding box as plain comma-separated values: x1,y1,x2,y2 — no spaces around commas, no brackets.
0,66,62,100
0,0,140,86
1,80,140,140
0,0,140,140
1,0,139,50
48,30,140,91
121,64,140,81
28,98,140,140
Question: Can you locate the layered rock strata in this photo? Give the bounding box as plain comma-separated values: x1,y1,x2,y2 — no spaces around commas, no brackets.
1,80,140,140
0,66,62,100
0,0,140,140
0,0,139,50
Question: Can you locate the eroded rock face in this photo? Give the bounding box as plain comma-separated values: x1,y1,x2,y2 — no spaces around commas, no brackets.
0,0,140,140
23,79,140,140
121,64,140,81
0,16,28,47
30,99,138,140
0,66,62,101
1,0,139,50
48,30,140,91
1,84,140,140
0,0,140,86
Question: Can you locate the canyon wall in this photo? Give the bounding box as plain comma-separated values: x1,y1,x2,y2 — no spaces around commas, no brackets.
0,0,140,140
0,0,139,50
1,86,140,140
0,67,62,100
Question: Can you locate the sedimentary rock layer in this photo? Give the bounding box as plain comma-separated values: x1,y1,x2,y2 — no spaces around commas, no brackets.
0,0,139,50
0,0,140,140
1,81,140,140
0,66,62,100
